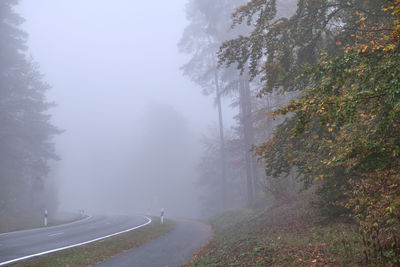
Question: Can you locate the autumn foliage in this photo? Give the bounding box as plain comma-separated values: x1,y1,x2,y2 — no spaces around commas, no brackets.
260,1,400,264
216,0,400,265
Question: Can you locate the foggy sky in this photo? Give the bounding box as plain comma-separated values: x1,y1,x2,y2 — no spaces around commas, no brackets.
17,0,235,218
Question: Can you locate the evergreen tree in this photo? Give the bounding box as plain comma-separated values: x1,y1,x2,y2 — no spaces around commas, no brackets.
0,0,60,230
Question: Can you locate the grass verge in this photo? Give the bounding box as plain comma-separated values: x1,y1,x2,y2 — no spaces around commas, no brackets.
188,204,365,266
13,218,175,267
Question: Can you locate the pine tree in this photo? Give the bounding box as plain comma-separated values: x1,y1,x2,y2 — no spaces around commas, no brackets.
0,0,61,230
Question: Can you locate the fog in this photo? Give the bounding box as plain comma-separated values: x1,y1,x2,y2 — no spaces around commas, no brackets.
17,0,235,218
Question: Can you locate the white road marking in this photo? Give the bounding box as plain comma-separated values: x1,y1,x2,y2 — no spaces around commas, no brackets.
0,215,93,237
48,232,64,237
0,216,152,266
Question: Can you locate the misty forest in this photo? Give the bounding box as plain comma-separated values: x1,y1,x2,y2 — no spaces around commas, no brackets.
1,0,400,266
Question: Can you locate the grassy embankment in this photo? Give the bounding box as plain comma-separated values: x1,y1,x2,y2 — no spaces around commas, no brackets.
188,202,365,266
13,218,175,267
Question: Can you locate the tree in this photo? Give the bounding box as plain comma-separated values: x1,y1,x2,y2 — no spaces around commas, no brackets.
218,0,392,211
271,13,400,260
179,0,259,206
219,0,400,263
219,0,389,95
0,0,60,230
197,127,247,216
133,104,200,218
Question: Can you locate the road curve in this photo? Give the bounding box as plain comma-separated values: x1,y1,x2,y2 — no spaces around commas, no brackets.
0,214,150,266
95,219,213,267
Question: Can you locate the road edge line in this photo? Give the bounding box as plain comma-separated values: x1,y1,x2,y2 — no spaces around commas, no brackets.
0,216,152,266
0,215,93,237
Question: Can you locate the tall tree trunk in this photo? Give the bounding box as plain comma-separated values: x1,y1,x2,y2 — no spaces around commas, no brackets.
244,76,259,195
239,73,255,205
213,68,227,211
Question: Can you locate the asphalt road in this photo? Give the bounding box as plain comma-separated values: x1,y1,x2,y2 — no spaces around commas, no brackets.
96,219,213,267
0,214,150,266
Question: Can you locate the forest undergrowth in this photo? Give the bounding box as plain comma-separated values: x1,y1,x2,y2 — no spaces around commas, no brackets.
187,197,367,267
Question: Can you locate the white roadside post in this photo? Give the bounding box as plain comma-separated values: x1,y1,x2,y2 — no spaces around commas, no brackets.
44,209,48,227
160,208,164,224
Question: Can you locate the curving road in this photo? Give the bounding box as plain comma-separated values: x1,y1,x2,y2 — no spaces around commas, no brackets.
96,219,213,267
0,215,150,266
